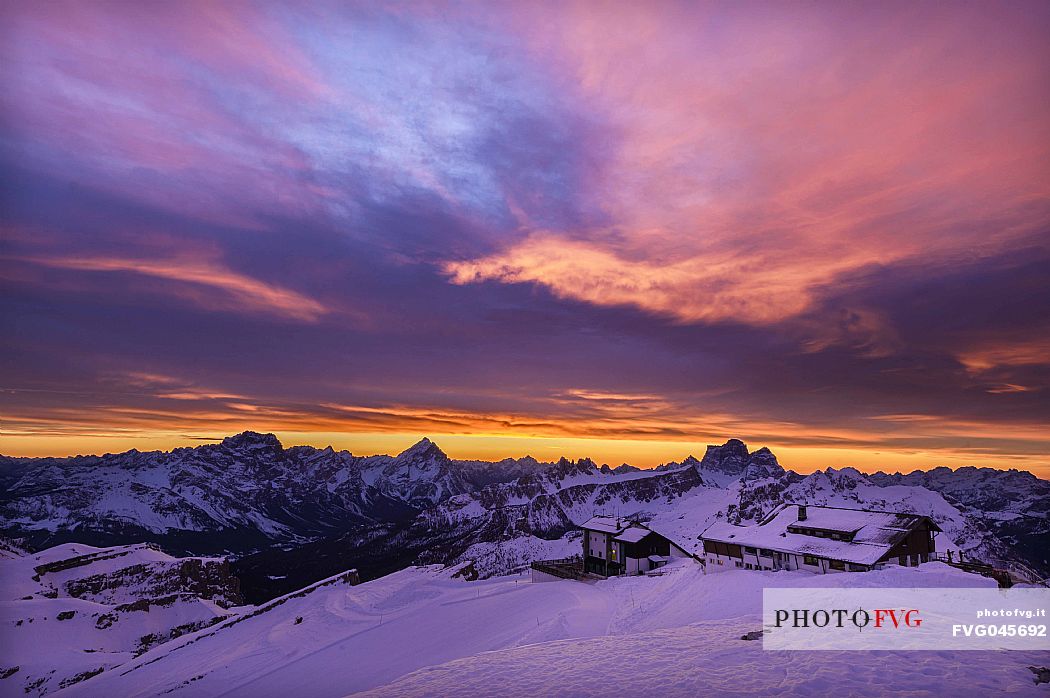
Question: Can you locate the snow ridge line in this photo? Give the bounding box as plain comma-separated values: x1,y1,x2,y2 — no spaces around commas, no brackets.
109,567,361,678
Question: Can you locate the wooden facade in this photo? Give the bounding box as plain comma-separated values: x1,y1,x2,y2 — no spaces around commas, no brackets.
880,519,938,567
623,531,671,560
702,539,742,559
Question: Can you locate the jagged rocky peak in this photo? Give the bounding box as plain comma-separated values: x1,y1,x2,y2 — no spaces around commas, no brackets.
748,446,779,467
697,439,783,478
599,463,641,475
698,438,749,473
396,437,448,463
221,431,284,451
550,456,596,478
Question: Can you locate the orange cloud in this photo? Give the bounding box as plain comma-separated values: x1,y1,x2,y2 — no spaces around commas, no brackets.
156,390,247,401
985,384,1032,394
957,338,1050,373
560,389,666,402
18,255,328,322
444,233,847,324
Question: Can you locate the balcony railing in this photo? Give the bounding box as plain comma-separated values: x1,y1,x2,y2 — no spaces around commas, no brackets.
530,555,586,581
928,552,1046,587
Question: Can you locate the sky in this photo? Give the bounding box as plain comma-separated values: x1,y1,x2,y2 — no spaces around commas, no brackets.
1,1,1048,476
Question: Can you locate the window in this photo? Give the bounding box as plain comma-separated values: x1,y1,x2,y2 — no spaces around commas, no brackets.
828,559,845,571
759,549,773,557
744,546,757,554
734,560,743,567
803,555,820,566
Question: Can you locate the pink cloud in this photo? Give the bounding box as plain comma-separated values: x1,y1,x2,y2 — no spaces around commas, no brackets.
447,2,1050,327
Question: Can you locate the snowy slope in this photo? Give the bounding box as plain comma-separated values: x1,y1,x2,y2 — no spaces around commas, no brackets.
51,560,1045,697
0,544,240,697
367,616,1047,698
54,563,610,698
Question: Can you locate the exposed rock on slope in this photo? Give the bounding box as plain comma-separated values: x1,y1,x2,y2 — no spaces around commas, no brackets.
0,543,240,696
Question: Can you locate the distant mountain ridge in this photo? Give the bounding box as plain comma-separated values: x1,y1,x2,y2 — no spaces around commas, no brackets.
0,432,557,550
2,432,1046,599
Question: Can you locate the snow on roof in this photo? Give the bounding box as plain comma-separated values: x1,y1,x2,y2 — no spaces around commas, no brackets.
580,515,629,534
581,517,698,555
639,521,701,556
787,506,937,536
581,517,699,555
701,504,936,565
614,527,650,543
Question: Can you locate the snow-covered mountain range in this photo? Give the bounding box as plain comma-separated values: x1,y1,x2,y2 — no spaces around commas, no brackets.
2,433,1047,600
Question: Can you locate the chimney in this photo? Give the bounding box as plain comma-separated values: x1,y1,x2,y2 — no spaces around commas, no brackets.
797,505,808,522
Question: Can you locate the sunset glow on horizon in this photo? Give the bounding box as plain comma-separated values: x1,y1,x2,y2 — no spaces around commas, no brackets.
3,430,1047,480
2,1,1048,477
